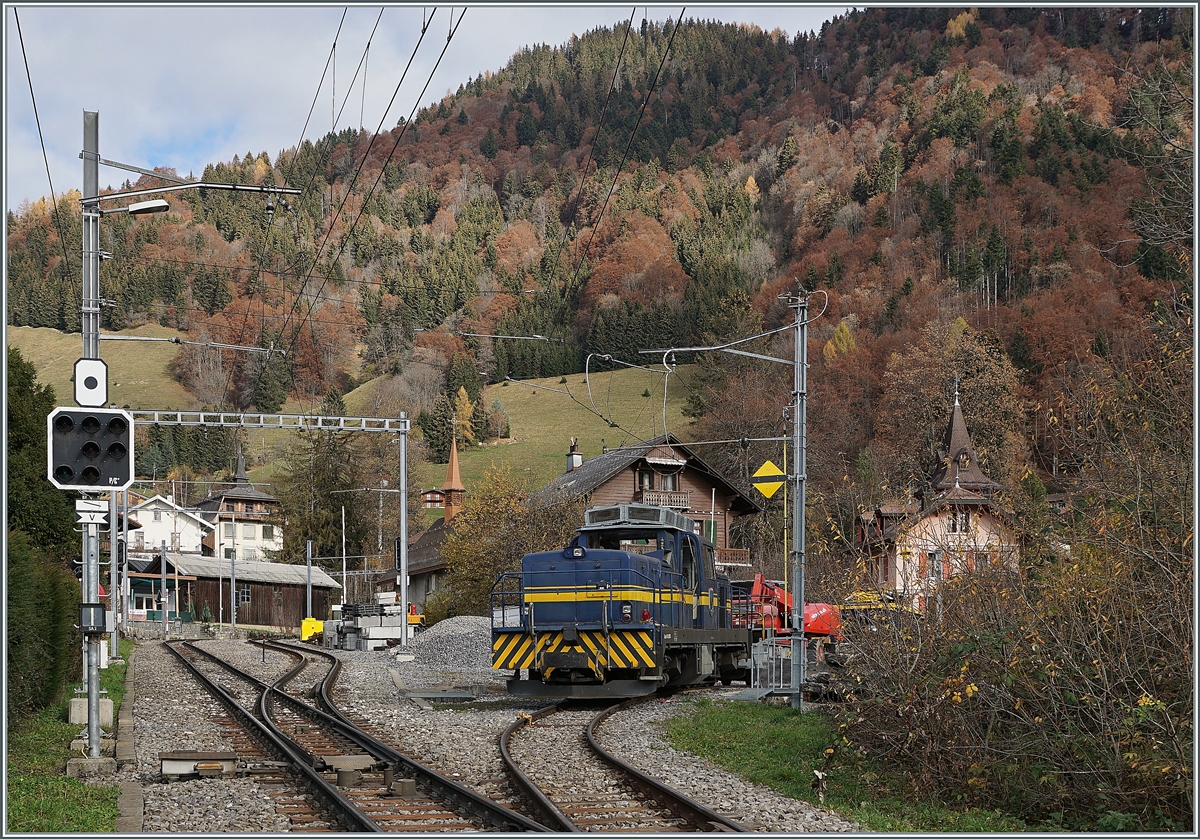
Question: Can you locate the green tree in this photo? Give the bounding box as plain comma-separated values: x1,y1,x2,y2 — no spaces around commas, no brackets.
269,430,368,567
6,347,73,552
480,127,500,160
7,530,80,717
416,393,454,463
436,466,585,616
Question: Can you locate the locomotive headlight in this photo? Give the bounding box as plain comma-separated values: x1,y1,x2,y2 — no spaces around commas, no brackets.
567,546,585,558
621,602,633,622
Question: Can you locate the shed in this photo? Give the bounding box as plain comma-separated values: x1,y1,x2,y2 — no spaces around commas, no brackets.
143,553,341,630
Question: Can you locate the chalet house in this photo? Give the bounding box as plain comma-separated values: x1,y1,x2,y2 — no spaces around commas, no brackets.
126,494,214,555
857,394,1021,612
137,552,340,628
195,451,284,562
420,488,446,508
531,434,762,572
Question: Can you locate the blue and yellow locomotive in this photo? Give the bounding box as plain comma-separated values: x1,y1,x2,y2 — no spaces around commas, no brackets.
490,503,752,698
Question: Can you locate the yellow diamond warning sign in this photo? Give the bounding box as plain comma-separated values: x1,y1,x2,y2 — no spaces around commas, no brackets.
752,460,785,499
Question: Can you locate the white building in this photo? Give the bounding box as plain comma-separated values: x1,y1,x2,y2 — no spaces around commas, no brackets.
857,394,1021,612
195,450,284,562
127,494,213,555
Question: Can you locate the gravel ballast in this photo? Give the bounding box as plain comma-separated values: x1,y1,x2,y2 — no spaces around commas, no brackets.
120,617,861,832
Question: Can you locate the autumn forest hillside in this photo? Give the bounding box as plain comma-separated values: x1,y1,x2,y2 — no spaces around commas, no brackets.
6,7,1193,827
8,8,1188,500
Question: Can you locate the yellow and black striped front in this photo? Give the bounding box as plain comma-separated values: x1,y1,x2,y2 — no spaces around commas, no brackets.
492,629,657,671
493,631,538,671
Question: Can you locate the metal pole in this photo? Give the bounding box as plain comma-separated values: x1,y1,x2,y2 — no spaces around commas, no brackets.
230,512,237,632
160,540,168,636
84,519,100,757
789,293,808,711
306,540,313,619
121,490,129,625
398,414,409,647
82,111,100,361
378,480,385,557
109,493,118,658
341,506,347,606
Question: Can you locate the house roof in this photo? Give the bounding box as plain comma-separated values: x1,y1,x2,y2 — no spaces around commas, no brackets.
530,434,763,514
146,553,341,589
407,517,451,575
129,495,215,530
929,396,1001,496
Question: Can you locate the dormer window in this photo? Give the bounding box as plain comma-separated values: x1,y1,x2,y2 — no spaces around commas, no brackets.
948,509,970,533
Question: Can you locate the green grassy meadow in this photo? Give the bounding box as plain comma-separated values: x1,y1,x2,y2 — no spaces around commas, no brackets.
8,324,197,410
667,698,1039,832
342,364,699,493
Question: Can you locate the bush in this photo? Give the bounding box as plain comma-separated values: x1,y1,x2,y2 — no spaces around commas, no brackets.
6,530,80,718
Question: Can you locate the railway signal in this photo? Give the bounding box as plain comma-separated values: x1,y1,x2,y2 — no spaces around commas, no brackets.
46,407,134,490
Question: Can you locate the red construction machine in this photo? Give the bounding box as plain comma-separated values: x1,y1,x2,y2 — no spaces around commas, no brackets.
731,574,842,638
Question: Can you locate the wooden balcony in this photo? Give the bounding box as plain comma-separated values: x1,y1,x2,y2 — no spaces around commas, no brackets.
717,548,751,568
635,489,691,508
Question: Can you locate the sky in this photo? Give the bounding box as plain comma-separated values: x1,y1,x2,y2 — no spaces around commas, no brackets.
4,4,847,214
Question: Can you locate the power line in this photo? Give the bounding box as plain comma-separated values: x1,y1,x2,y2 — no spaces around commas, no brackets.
542,7,638,292
572,8,687,281
281,8,467,397
270,9,442,400
12,9,74,281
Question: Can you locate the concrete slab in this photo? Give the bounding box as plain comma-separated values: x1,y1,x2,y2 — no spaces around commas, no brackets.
387,667,406,690
725,688,776,702
69,737,114,753
65,757,117,778
403,690,478,701
114,781,143,833
325,754,377,771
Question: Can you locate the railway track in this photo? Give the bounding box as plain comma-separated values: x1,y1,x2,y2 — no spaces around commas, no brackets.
169,640,548,832
500,699,750,832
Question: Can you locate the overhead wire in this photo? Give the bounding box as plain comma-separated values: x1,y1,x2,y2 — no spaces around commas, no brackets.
210,7,351,409
570,8,686,280
540,7,638,291
13,9,74,281
268,8,441,398
279,8,467,398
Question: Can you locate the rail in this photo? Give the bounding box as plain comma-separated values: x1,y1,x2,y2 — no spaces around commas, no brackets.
268,640,552,833
498,703,578,832
165,641,383,832
500,698,750,832
588,697,750,831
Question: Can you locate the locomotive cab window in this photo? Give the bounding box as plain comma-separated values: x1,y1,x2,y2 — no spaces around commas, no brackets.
702,544,717,581
680,538,698,589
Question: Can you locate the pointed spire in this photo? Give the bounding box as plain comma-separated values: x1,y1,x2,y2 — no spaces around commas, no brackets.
929,397,1000,499
234,448,249,484
442,435,465,523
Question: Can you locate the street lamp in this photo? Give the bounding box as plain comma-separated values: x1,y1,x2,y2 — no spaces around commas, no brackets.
80,110,300,363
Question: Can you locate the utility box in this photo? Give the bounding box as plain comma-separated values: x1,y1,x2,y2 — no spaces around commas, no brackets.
301,617,323,641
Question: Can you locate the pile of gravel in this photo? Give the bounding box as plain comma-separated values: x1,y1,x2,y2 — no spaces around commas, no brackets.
405,615,493,670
